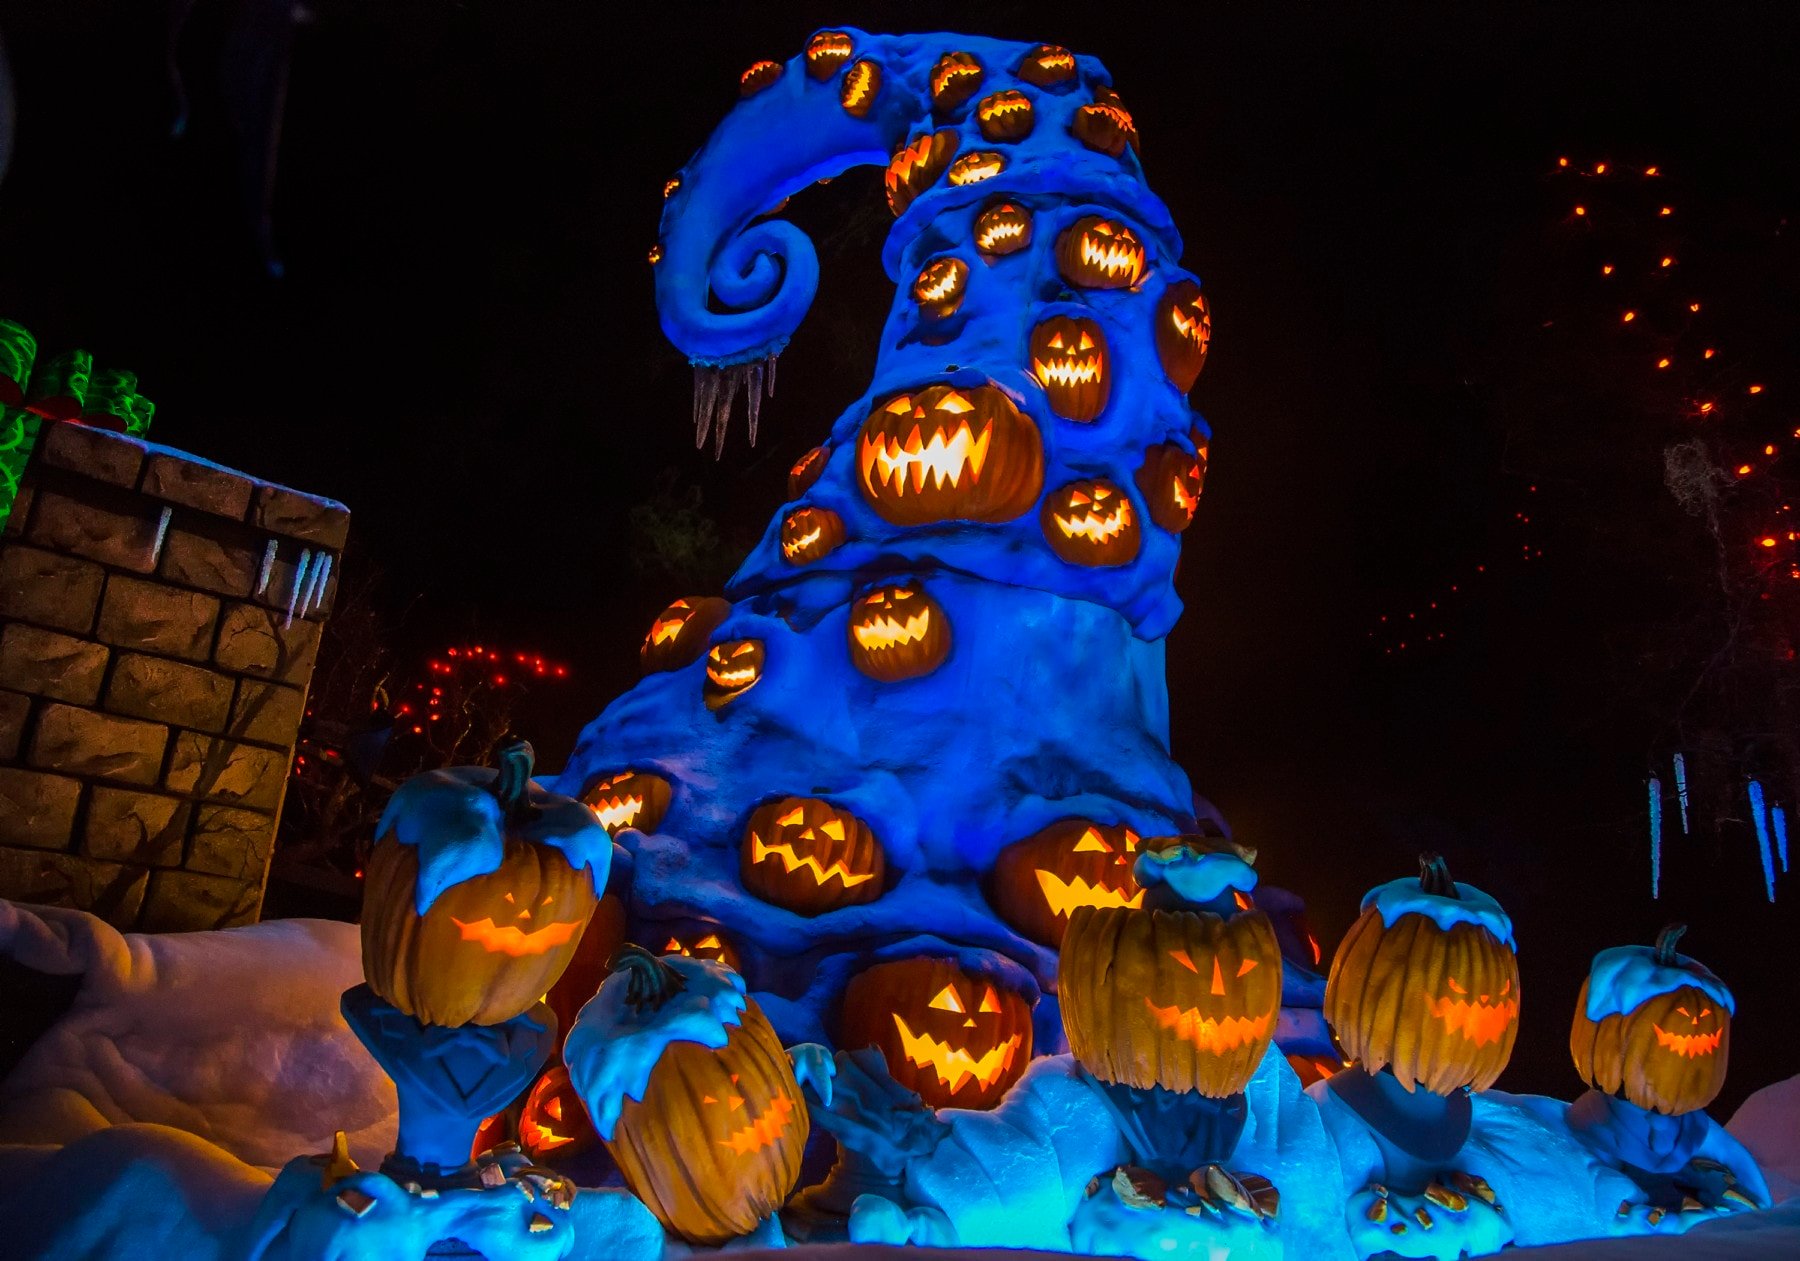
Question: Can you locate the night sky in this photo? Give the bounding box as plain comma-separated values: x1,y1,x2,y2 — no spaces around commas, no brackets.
2,2,1796,1110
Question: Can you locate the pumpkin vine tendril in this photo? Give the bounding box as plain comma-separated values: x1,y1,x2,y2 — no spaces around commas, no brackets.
611,942,689,1013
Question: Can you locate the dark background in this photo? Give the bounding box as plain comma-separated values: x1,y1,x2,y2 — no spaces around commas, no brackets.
2,1,1796,1112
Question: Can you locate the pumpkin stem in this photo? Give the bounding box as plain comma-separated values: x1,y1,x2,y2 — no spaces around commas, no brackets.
491,738,537,820
1418,852,1461,899
1653,923,1689,965
611,943,688,1012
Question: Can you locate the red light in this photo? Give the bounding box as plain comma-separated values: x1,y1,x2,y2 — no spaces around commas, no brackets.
555,667,567,677
447,647,458,656
1558,156,1570,168
1645,166,1659,176
1699,402,1716,414
1766,445,1777,456
1601,264,1614,275
1760,537,1778,548
1622,310,1637,323
1659,206,1673,216
1573,205,1587,216
1659,257,1673,268
1594,162,1608,174
1749,384,1764,395
1704,348,1716,359
1737,464,1753,476
1656,358,1670,369
495,675,508,685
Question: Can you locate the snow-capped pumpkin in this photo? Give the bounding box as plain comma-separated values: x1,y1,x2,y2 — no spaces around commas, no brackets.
976,89,1034,142
930,51,984,115
1042,479,1141,566
886,130,959,216
1136,442,1204,533
1060,836,1282,1098
1031,314,1110,421
1570,924,1733,1117
566,947,808,1246
518,1065,598,1161
362,740,609,1028
780,506,845,565
703,639,764,709
839,956,1033,1109
847,580,951,682
1057,215,1147,289
857,383,1044,526
740,796,885,914
641,596,730,675
1157,279,1212,391
1325,853,1520,1094
974,198,1032,257
990,819,1143,948
581,770,671,836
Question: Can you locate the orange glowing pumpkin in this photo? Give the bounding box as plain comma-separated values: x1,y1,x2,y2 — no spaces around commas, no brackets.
887,131,959,216
1031,314,1110,420
703,639,764,709
990,819,1144,948
806,30,853,80
641,596,731,675
1057,216,1147,289
930,51,985,115
913,256,970,319
974,198,1033,258
519,1065,598,1161
1135,443,1204,534
660,927,742,973
739,60,782,98
857,383,1044,526
1042,479,1141,567
946,150,1007,187
1017,44,1078,88
840,60,881,118
1157,279,1212,391
741,796,885,915
780,506,845,565
581,770,673,836
839,956,1033,1109
1072,88,1140,157
847,580,951,682
976,90,1035,142
788,445,830,497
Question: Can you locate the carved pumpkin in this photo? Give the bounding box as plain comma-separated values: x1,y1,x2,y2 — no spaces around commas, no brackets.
647,244,663,266
913,256,970,319
946,150,1007,187
470,1110,513,1160
1017,44,1078,88
1042,479,1141,566
739,60,782,98
841,59,881,118
1136,443,1204,534
1072,91,1141,157
930,51,984,115
641,596,731,675
974,198,1033,257
582,770,672,836
886,130,959,216
857,383,1044,526
780,506,845,565
1570,924,1733,1116
362,741,604,1028
840,956,1033,1109
806,30,853,80
704,639,764,709
848,580,951,682
990,819,1143,948
519,1065,598,1161
976,90,1035,142
662,175,681,199
584,948,809,1245
741,796,885,915
1031,314,1110,420
661,927,742,973
1061,837,1282,1098
545,892,628,1050
788,445,829,497
1325,854,1521,1095
1157,279,1212,391
1057,216,1147,289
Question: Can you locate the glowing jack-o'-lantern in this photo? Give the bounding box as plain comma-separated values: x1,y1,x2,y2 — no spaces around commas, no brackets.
886,130,959,217
806,30,853,80
1072,90,1141,157
704,639,764,709
583,948,809,1245
582,770,672,838
1017,44,1078,88
788,445,829,497
1061,836,1282,1098
1031,314,1110,420
912,256,970,319
990,819,1143,948
1057,216,1147,289
741,796,885,915
974,199,1033,257
1157,279,1212,391
930,51,984,115
662,175,681,200
840,957,1033,1109
362,740,604,1028
947,151,1006,187
519,1065,597,1161
780,506,845,565
1042,479,1141,567
840,59,881,118
1136,443,1204,534
739,60,782,98
647,244,663,266
1325,854,1521,1095
976,90,1035,143
641,596,731,675
1570,924,1734,1116
661,927,741,973
857,383,1044,525
848,580,951,682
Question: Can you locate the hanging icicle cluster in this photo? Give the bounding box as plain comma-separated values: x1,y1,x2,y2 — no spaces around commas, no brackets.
1647,776,1662,898
692,356,778,458
1748,779,1776,903
1649,754,1792,902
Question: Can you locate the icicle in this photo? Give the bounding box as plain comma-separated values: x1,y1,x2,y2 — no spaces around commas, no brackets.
285,548,313,629
691,357,778,458
746,360,764,447
303,551,333,618
255,539,278,596
693,366,720,451
766,351,778,398
1748,779,1775,902
1775,805,1790,875
150,506,173,566
1673,752,1690,834
712,368,735,459
1648,777,1663,899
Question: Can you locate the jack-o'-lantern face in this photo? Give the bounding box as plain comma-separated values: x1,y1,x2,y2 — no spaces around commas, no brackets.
1042,479,1141,567
704,640,764,709
848,580,951,682
661,928,741,973
977,90,1035,142
788,445,829,497
947,151,1006,187
857,383,1044,525
930,51,984,115
806,30,853,80
739,60,782,98
780,506,845,565
641,596,731,675
913,256,970,319
450,887,585,957
974,199,1033,257
840,957,1034,1109
519,1065,597,1161
1072,89,1140,157
1157,280,1212,391
1424,973,1520,1049
741,797,885,915
991,820,1143,947
1057,216,1147,289
663,175,681,200
840,60,881,117
886,130,960,216
1017,44,1078,88
1135,443,1204,533
647,244,663,265
1031,315,1110,420
582,770,672,836
1061,899,1283,1098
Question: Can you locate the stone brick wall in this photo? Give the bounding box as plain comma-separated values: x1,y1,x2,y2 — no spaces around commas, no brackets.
0,421,347,930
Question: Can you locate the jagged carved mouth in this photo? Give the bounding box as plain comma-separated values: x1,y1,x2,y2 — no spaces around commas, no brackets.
1054,501,1132,543
749,831,878,890
1652,1024,1723,1058
1171,303,1208,344
1082,237,1144,282
450,916,582,957
589,793,646,831
893,1016,1023,1094
861,417,993,494
715,1094,797,1155
1144,999,1274,1053
948,152,1006,186
1424,994,1519,1047
1034,354,1105,389
841,61,880,115
979,220,1025,251
1035,869,1143,918
853,609,933,651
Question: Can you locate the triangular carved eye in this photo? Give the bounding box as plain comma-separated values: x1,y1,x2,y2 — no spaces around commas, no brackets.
734,642,756,658
1122,830,1141,852
1078,332,1095,351
698,934,722,949
1073,828,1111,853
1697,1007,1711,1019
1047,333,1066,349
1069,489,1091,506
979,986,1002,1014
776,805,806,828
1169,948,1199,973
664,937,684,953
1093,485,1112,501
1237,958,1258,977
820,818,847,841
929,984,967,1013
